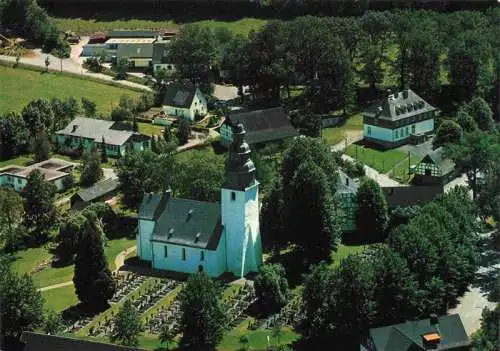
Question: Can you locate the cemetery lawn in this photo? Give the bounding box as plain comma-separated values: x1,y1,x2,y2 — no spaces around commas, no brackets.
322,112,363,145
42,284,79,312
345,144,408,174
10,237,135,288
0,65,140,115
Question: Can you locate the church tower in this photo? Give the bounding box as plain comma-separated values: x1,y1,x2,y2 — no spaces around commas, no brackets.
221,123,262,277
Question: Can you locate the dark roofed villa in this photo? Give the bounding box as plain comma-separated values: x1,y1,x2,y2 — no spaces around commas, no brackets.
162,84,207,121
363,89,437,149
220,107,298,146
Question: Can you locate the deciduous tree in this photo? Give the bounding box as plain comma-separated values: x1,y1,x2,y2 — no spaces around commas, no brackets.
80,146,103,187
31,130,51,162
111,299,142,347
356,178,388,242
81,97,97,118
0,188,24,252
21,99,54,136
254,263,290,314
179,271,226,349
176,118,191,145
22,169,57,244
433,120,462,149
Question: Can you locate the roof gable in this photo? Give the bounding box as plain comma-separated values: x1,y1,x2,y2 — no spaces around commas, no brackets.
163,85,197,108
364,89,436,122
418,147,456,175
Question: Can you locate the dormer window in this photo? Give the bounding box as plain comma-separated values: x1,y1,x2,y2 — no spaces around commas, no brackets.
194,232,201,243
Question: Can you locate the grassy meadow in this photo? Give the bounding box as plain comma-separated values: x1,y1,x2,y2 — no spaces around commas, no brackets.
52,17,267,36
0,65,140,115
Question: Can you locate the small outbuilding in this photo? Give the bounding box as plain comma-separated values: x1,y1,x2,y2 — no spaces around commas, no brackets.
71,178,121,210
412,147,456,185
382,185,443,208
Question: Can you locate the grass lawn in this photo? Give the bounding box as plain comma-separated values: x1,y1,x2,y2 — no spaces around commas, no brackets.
0,66,140,115
52,17,267,36
322,112,363,146
12,237,135,288
345,144,407,174
42,284,79,312
137,121,164,136
0,155,33,168
330,243,368,268
389,153,423,183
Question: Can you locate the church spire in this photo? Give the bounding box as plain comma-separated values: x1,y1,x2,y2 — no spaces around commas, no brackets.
224,123,256,190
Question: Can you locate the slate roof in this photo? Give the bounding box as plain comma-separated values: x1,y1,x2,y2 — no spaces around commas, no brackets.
368,314,470,351
56,117,136,146
74,178,121,203
162,84,197,109
382,185,443,208
225,107,298,144
152,41,168,63
151,197,222,250
21,332,147,351
420,147,456,175
364,89,436,122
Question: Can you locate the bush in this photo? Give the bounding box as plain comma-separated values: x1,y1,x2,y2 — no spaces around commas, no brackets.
84,56,103,73
51,40,71,59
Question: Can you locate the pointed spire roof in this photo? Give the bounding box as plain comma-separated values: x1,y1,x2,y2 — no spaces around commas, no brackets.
224,123,257,190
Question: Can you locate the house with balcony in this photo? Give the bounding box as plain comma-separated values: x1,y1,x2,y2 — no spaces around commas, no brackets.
363,89,437,149
55,117,150,157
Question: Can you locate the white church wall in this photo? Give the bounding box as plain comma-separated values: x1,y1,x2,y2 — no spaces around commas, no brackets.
221,183,262,277
205,231,227,277
138,219,155,261
152,243,211,275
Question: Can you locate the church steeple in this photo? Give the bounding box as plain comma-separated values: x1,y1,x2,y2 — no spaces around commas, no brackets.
224,123,256,190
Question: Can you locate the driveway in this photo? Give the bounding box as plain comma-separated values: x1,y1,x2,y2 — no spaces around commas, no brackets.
0,51,151,91
447,232,499,336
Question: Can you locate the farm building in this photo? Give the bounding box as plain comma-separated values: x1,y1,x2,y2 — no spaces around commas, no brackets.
412,147,456,185
220,107,298,147
363,89,437,149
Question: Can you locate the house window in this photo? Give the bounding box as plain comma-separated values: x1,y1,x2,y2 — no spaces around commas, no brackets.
200,251,204,261
411,125,416,134
164,246,168,258
182,248,186,261
395,130,399,139
137,47,141,54
406,127,409,136
17,178,22,184
231,192,236,201
367,126,371,136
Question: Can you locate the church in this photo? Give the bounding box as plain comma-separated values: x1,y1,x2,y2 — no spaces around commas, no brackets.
136,123,263,278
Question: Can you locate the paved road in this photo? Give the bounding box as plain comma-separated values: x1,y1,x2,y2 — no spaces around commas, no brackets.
447,232,499,336
0,51,151,91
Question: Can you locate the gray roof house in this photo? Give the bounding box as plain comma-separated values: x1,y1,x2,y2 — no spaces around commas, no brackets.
220,107,298,146
162,84,207,120
55,117,150,157
360,314,470,351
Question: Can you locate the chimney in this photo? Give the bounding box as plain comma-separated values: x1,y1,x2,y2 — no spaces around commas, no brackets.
71,124,78,133
403,89,409,99
187,209,193,221
194,232,201,243
168,228,174,238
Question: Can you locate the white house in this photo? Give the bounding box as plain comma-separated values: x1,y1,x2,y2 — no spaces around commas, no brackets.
162,85,207,121
137,123,262,278
363,88,437,149
0,158,73,192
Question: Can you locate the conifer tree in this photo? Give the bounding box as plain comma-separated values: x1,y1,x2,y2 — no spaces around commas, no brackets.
81,146,103,187
356,178,388,242
73,214,115,310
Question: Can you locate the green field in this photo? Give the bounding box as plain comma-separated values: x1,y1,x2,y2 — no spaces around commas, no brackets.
11,238,135,288
345,144,407,174
42,284,79,312
52,17,267,36
322,112,363,146
0,66,140,115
